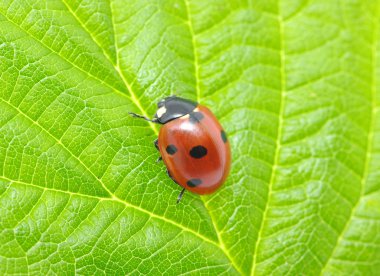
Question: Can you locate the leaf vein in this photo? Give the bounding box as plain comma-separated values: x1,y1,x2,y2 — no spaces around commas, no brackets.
1,98,114,198
26,193,72,254
0,176,220,253
109,0,159,135
184,0,201,102
319,5,379,274
250,7,286,275
60,0,115,66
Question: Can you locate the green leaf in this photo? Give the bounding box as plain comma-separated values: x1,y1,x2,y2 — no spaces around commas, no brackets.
1,0,380,275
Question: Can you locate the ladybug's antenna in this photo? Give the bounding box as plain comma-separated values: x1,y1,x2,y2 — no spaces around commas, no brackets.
129,112,159,123
176,188,186,204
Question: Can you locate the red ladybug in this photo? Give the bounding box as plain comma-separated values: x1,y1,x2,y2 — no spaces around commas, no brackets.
130,96,231,203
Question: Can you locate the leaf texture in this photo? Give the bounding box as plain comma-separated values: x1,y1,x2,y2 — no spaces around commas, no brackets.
0,0,380,275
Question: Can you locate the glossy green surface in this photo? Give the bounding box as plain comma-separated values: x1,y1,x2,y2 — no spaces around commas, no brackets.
0,0,379,275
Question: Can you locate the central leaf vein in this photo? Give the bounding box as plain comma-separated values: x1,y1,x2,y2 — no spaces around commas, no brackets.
184,0,201,102
182,1,242,273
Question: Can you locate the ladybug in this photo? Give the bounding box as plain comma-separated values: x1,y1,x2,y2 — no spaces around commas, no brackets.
129,96,231,203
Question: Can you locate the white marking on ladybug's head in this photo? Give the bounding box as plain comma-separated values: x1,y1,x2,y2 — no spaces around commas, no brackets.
156,106,167,118
193,107,199,112
180,114,190,120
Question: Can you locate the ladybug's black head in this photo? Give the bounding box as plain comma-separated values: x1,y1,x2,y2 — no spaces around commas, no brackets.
154,96,197,124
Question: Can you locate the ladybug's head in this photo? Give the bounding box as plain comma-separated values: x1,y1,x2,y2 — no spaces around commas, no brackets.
154,96,197,124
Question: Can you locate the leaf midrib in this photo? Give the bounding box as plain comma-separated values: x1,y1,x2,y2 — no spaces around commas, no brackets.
182,0,243,273
184,0,201,103
108,0,159,135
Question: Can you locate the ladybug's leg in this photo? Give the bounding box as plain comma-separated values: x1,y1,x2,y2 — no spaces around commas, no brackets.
166,170,185,203
129,112,160,123
154,139,159,150
166,169,177,183
154,139,162,162
176,188,186,204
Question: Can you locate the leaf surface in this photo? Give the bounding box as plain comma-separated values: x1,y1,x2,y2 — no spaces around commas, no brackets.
0,0,380,275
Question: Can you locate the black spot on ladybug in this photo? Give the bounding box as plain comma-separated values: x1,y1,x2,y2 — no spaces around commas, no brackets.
221,130,228,143
187,178,202,187
190,145,207,159
166,145,177,155
189,112,204,123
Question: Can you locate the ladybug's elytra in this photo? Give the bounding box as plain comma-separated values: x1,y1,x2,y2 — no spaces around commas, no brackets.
129,96,231,203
